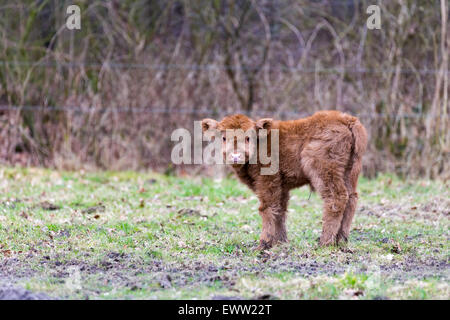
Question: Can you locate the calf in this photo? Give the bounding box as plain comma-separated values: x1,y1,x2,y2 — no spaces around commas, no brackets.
202,110,367,249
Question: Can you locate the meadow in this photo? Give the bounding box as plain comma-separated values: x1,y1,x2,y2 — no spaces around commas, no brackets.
0,167,448,299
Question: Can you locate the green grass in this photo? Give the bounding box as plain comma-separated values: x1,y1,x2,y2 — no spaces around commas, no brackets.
0,167,448,300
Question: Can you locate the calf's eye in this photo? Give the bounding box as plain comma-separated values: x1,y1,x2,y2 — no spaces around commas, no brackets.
222,136,226,142
245,137,250,142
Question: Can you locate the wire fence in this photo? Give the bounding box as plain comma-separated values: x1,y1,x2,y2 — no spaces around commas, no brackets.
0,60,448,75
0,57,447,120
0,104,439,120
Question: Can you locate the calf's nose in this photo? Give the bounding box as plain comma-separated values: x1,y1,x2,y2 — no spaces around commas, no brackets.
230,153,242,163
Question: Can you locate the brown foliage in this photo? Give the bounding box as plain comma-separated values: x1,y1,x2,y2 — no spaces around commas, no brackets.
0,1,447,178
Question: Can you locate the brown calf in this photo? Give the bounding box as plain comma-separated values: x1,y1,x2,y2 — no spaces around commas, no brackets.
202,110,367,249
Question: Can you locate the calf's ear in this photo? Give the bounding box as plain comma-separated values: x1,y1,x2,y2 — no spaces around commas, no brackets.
256,118,273,131
201,118,219,132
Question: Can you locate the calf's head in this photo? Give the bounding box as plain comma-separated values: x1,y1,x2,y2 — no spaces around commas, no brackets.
201,114,273,166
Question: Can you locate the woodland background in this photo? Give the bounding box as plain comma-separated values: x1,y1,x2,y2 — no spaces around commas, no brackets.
0,0,448,178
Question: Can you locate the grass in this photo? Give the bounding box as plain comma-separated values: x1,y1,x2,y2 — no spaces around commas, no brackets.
0,167,448,300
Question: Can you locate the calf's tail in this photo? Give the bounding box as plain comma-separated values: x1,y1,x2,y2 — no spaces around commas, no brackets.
345,118,368,191
349,119,368,161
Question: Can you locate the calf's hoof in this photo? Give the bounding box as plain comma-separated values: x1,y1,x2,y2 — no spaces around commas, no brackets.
336,231,349,244
319,235,338,247
255,235,288,251
255,240,273,251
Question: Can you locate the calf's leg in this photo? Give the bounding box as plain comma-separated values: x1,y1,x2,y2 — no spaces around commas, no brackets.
309,166,348,246
337,158,363,243
336,193,358,243
319,185,348,246
256,188,289,250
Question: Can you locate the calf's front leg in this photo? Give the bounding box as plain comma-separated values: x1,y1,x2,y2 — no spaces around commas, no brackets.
256,190,289,250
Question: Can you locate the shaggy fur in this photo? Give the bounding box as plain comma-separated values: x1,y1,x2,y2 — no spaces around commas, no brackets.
202,110,368,249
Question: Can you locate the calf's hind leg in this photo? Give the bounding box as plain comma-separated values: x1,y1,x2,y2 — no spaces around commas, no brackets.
337,158,363,243
336,193,357,243
309,166,349,246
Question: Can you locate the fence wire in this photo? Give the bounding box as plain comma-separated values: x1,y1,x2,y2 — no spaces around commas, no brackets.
0,60,448,75
0,104,440,120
